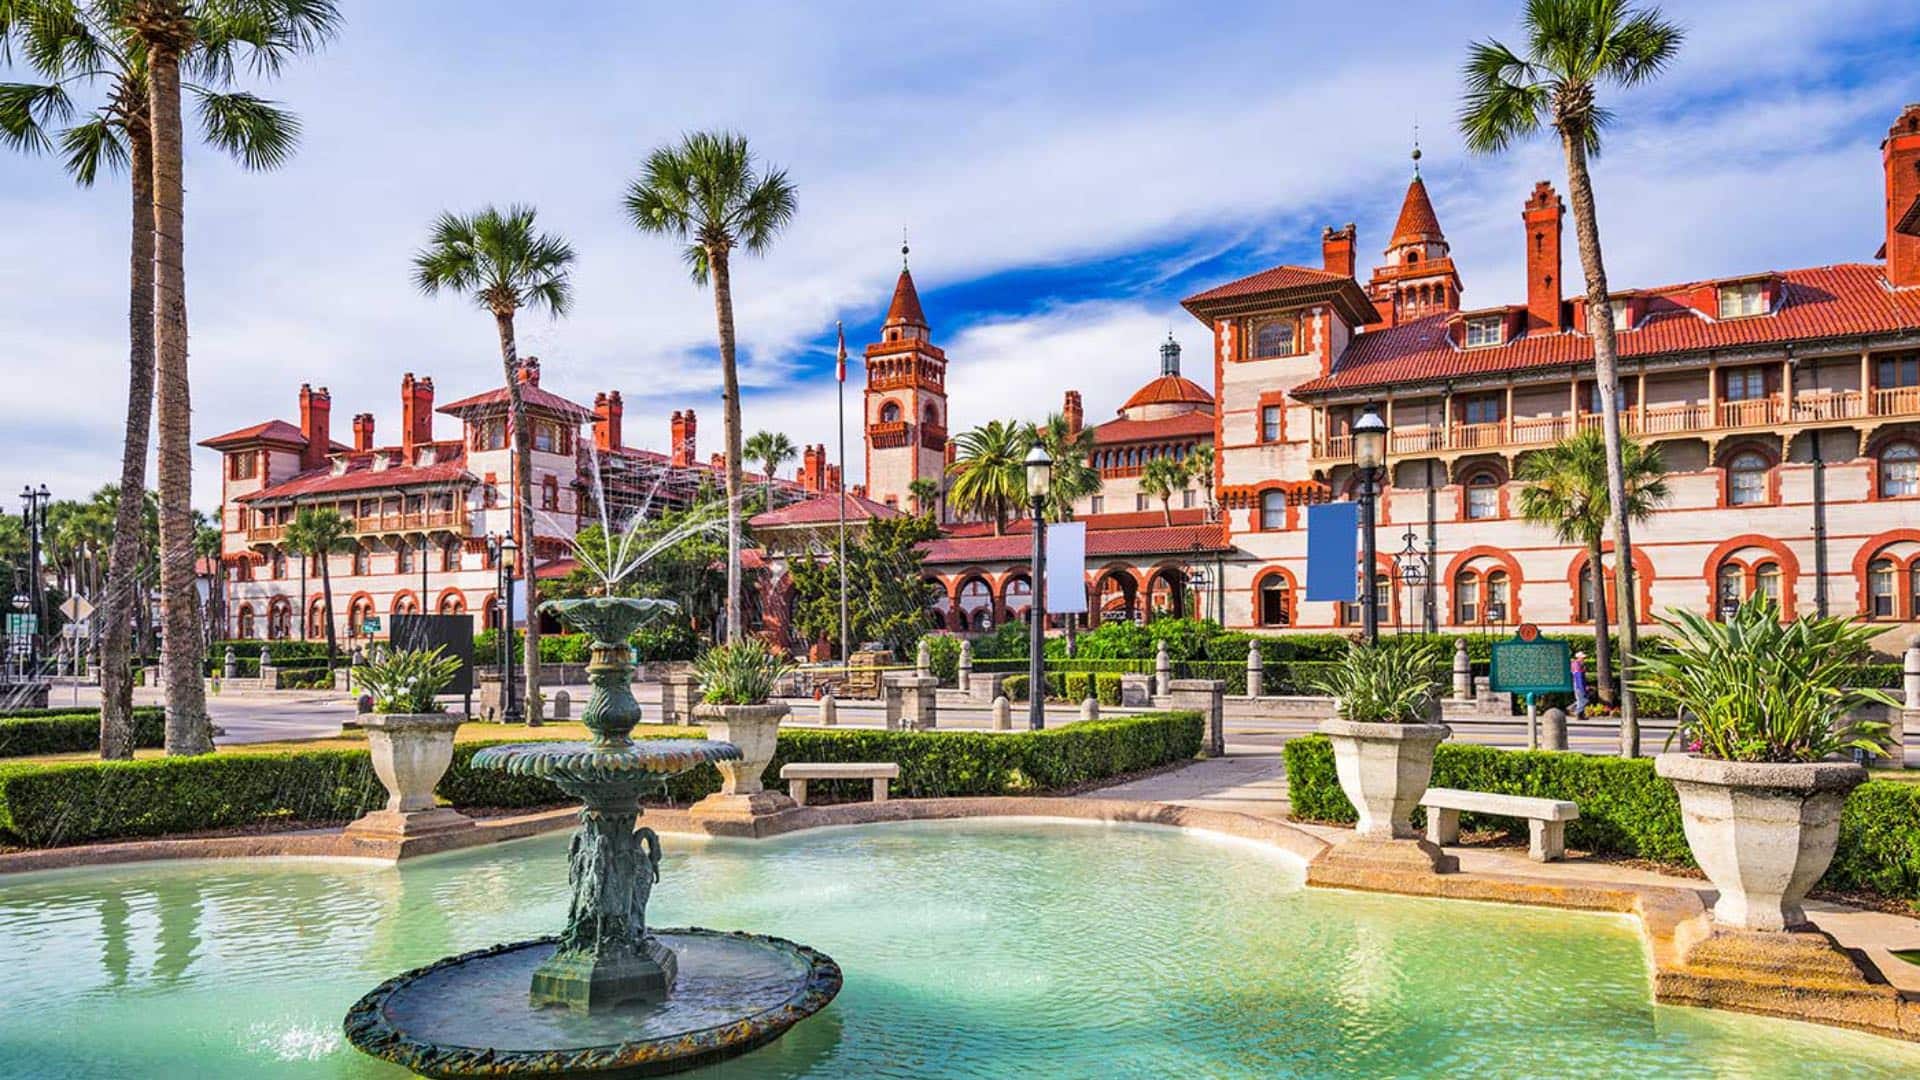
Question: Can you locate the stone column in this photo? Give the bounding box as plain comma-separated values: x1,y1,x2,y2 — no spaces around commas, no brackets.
1154,640,1171,697
1542,707,1568,751
958,640,974,694
1904,637,1920,709
897,674,938,730
1168,678,1226,757
258,646,277,690
222,646,238,680
818,693,837,726
916,638,932,678
1245,644,1264,700
659,669,700,726
1452,639,1472,699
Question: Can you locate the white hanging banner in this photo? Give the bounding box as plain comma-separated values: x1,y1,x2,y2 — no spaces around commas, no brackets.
1045,522,1087,613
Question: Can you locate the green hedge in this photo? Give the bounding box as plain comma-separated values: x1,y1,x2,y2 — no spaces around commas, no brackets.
0,713,1205,847
0,708,167,758
475,624,703,665
1282,736,1920,899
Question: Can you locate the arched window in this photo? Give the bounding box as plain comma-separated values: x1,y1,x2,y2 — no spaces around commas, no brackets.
1485,570,1511,623
482,596,501,631
1454,570,1479,624
236,604,255,639
1465,472,1500,520
1259,491,1286,530
1881,442,1919,498
271,548,287,579
923,402,939,426
352,544,369,576
267,598,291,640
1346,573,1391,626
439,592,466,616
1715,564,1744,619
393,593,419,617
308,598,327,638
1868,559,1897,618
1754,562,1782,608
1727,451,1769,506
1002,576,1033,620
1252,318,1295,358
880,401,902,424
1258,574,1293,627
397,543,415,574
1911,565,1920,619
1577,562,1600,623
441,540,461,572
349,596,375,638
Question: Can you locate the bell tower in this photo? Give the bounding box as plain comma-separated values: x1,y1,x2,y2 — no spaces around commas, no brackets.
863,242,949,510
1366,145,1464,327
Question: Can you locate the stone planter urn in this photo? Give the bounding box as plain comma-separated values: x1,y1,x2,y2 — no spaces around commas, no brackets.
346,711,473,841
1654,754,1866,932
1319,719,1451,840
689,702,796,822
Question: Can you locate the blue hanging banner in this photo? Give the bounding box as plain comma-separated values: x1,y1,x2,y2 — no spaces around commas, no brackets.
1305,501,1360,601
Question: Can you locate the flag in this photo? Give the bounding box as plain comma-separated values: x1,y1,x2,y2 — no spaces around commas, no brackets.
836,321,847,383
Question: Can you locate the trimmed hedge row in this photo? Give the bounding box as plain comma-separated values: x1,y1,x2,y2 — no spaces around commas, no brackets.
1282,735,1920,900
0,712,1205,847
0,708,167,758
1001,673,1124,705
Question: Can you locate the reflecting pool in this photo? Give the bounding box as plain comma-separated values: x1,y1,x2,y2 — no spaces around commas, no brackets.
1,819,1916,1077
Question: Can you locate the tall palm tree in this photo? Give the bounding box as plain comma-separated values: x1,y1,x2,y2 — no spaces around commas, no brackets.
1027,412,1100,523
1187,444,1217,519
413,204,575,727
1459,0,1683,756
1517,428,1669,711
624,131,796,643
907,477,940,518
1139,457,1189,527
281,506,349,669
744,429,797,509
946,419,1027,535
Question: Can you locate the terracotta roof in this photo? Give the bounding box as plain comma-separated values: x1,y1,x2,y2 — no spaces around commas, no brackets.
1294,264,1920,395
1090,411,1216,444
921,521,1227,564
237,456,473,502
1388,176,1445,248
884,268,928,328
1119,374,1214,412
534,557,578,580
749,492,900,528
1181,263,1381,327
437,383,597,421
199,419,310,449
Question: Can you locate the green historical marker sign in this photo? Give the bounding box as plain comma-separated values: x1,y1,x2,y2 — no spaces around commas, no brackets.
1489,635,1572,696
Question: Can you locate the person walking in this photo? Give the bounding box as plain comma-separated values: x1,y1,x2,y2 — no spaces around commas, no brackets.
1571,650,1589,721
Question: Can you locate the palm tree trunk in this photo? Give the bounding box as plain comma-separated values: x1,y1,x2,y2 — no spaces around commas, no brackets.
494,310,542,723
320,558,338,670
100,116,157,760
1561,133,1639,758
146,30,212,756
709,248,744,643
1161,497,1173,527
1587,536,1615,707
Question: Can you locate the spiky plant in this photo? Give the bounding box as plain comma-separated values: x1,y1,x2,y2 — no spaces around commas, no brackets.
1310,639,1444,724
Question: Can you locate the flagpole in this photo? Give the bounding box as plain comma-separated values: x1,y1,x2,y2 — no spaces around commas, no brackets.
836,322,851,668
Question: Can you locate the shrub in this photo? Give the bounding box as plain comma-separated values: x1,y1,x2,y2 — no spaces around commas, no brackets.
920,633,963,685
0,708,167,758
1002,674,1027,701
1308,640,1443,723
355,646,462,713
1095,672,1122,706
1062,671,1092,702
696,638,792,705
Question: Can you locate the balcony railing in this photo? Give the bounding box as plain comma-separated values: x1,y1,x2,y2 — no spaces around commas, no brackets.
1312,386,1920,460
247,506,466,544
867,420,910,449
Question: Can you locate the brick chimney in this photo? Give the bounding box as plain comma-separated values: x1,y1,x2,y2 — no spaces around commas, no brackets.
399,373,435,457
1322,223,1357,279
298,383,331,470
594,391,623,452
352,412,375,452
517,356,542,386
668,411,688,467
1523,182,1566,332
1063,390,1084,435
1884,104,1920,288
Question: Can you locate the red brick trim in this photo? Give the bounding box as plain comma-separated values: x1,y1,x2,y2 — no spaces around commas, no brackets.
1251,565,1299,627
1566,546,1656,626
1713,438,1782,508
1851,528,1920,620
434,587,468,614
1256,391,1289,443
1442,545,1524,625
1863,431,1920,503
388,589,420,617
1700,534,1800,619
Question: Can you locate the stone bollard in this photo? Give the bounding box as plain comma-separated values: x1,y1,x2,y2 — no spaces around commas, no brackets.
1154,640,1171,698
1904,637,1920,709
916,638,932,678
992,696,1012,730
552,690,571,720
1080,697,1100,722
958,640,974,694
258,646,277,689
1452,639,1472,699
1245,645,1264,700
1168,678,1226,757
899,673,939,731
222,646,238,680
660,669,701,726
818,693,837,726
1542,707,1569,751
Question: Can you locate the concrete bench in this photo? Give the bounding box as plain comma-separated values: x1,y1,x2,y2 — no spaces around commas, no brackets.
779,762,900,807
1420,787,1580,862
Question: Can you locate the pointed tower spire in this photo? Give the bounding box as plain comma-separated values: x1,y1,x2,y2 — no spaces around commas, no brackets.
884,236,928,331
1388,175,1446,251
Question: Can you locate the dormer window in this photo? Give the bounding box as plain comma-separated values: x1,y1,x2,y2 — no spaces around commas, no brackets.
471,418,506,451
1610,304,1633,331
1717,281,1766,318
1464,315,1504,348
227,451,259,480
1249,316,1299,359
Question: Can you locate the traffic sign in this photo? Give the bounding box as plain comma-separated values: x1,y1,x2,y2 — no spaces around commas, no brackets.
60,596,94,622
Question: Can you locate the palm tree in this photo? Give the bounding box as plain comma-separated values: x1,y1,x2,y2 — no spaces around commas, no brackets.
281,506,350,670
946,420,1027,534
907,477,940,518
624,131,797,644
744,429,797,510
413,204,574,727
1139,457,1189,527
1027,412,1100,523
1517,428,1669,711
1187,444,1217,519
1460,0,1683,757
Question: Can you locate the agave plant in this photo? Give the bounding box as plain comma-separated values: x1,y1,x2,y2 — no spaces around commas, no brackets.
1636,599,1895,763
695,638,794,706
1309,640,1443,724
355,646,463,714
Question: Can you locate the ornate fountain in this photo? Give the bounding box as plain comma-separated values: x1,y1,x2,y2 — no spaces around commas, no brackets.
344,597,841,1078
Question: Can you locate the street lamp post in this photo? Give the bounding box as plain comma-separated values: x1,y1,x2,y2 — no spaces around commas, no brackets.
490,535,521,724
1352,408,1387,647
1024,445,1052,731
20,484,50,672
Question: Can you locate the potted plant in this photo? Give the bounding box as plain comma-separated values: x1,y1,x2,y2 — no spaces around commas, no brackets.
1646,600,1894,932
345,645,472,841
690,638,798,821
1310,640,1449,844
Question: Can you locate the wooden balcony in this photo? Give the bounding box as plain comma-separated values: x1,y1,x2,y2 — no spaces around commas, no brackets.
247,505,467,544
867,420,911,449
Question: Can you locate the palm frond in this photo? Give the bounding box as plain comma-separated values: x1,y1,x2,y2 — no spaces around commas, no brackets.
192,87,298,170
0,79,73,153
58,107,124,182
1457,38,1547,154
1604,7,1685,87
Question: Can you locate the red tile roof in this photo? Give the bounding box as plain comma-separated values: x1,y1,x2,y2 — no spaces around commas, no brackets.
921,521,1227,564
199,419,311,449
1181,263,1381,327
1119,374,1214,412
884,268,928,328
437,383,597,421
1090,411,1215,444
1388,176,1445,248
1294,264,1920,395
749,492,900,528
237,456,473,502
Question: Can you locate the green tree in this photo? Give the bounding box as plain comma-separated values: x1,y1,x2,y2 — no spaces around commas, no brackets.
413,204,575,726
281,506,350,669
549,508,729,638
1460,0,1683,756
1517,428,1669,709
788,514,939,655
907,477,940,517
624,131,797,644
1187,444,1217,518
1139,456,1190,526
744,429,797,508
946,419,1027,534
1027,412,1100,522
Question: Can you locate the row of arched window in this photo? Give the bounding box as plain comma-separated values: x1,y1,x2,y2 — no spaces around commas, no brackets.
261,539,465,580
1093,442,1193,471
232,590,478,640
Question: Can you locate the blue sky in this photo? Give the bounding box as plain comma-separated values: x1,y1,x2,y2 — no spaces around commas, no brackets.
4,0,1920,508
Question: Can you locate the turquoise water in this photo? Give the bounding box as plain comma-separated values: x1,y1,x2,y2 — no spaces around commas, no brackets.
1,818,1916,1078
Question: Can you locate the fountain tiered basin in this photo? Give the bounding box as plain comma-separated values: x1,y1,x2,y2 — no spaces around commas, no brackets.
343,598,841,1078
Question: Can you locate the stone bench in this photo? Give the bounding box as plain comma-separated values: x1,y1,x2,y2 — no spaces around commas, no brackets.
779,762,900,807
1420,787,1580,862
